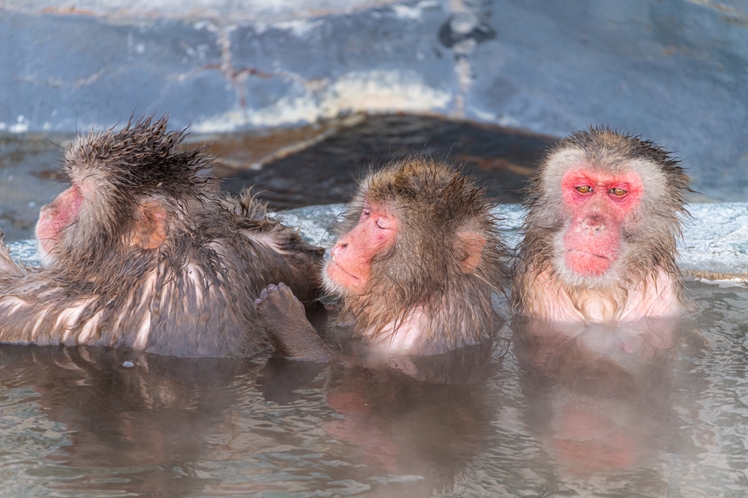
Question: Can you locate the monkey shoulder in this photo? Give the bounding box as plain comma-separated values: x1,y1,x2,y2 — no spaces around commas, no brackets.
618,267,687,321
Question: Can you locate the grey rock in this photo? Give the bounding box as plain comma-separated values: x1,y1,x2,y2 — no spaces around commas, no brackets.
1,0,747,201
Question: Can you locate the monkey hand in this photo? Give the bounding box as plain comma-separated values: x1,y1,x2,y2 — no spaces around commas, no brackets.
255,283,334,362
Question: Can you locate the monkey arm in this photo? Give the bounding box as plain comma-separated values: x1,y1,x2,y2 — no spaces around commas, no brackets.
254,283,334,362
231,191,325,304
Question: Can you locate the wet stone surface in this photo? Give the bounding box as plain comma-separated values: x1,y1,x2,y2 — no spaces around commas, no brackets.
0,114,555,241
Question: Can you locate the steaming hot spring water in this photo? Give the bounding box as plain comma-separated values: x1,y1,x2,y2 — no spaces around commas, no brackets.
0,202,746,496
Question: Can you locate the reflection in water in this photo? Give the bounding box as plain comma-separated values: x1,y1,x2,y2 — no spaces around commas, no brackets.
258,344,501,495
512,317,685,476
0,346,261,495
0,339,503,496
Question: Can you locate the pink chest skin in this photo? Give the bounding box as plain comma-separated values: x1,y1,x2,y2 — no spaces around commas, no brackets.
358,306,482,356
361,307,430,355
523,267,685,323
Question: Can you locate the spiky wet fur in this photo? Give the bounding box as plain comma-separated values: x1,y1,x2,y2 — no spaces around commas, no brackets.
0,116,324,357
325,158,509,354
513,127,690,322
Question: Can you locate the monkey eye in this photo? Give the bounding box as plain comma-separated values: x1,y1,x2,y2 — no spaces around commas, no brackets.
609,187,628,197
359,206,372,223
575,186,592,194
375,216,393,229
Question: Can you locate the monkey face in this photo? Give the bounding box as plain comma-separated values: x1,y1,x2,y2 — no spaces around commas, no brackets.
515,128,689,322
554,168,643,282
536,135,680,290
324,201,398,295
320,159,506,353
36,184,84,264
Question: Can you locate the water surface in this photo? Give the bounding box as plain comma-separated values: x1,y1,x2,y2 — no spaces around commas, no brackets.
0,280,745,496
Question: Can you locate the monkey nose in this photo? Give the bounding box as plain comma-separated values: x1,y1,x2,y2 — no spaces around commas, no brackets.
582,216,605,233
331,241,348,258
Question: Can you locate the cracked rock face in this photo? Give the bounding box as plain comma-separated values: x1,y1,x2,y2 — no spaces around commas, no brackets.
2,0,748,201
1,0,457,133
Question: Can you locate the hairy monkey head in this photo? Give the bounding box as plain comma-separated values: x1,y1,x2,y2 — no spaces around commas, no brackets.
323,159,505,304
522,127,689,290
35,117,208,268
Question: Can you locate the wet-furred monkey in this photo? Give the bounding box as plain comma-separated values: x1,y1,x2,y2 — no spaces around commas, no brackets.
513,127,690,323
0,116,324,357
256,158,510,358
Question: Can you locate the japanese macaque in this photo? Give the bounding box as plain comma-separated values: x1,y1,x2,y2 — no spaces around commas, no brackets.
256,159,509,358
0,117,324,357
513,128,690,323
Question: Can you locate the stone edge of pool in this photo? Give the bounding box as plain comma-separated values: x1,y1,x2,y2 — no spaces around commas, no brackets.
9,202,748,280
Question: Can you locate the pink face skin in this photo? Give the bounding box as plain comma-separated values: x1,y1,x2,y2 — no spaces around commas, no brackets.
561,169,643,276
326,201,398,293
36,185,84,258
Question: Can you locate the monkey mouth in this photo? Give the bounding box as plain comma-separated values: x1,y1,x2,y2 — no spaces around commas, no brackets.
565,249,615,276
327,258,360,282
566,249,612,261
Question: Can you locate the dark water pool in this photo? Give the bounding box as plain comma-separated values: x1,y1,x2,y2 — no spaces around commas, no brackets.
0,280,745,496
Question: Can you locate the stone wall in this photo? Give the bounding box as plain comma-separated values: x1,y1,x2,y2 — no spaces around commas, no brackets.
2,0,747,200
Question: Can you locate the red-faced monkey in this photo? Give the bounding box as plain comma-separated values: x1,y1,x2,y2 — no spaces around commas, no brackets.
0,116,324,357
257,158,510,358
513,127,690,323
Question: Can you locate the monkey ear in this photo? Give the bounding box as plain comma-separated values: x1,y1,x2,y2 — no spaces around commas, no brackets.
132,200,168,250
456,231,486,274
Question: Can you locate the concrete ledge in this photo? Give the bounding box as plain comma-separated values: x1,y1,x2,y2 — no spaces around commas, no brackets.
240,202,748,279
10,202,748,278
10,199,748,280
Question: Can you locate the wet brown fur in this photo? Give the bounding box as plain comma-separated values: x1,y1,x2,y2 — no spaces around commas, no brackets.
513,127,690,317
0,116,324,358
330,158,510,353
